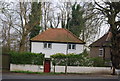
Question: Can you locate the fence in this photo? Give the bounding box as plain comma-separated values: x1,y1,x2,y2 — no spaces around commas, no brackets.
1,54,10,72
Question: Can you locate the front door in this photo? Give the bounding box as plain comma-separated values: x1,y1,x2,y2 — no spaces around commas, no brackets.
44,58,51,73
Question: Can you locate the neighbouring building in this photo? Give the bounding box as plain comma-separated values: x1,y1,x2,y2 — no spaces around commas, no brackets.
89,33,111,61
30,28,85,58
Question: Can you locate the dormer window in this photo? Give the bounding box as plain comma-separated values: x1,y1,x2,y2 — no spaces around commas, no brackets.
44,43,52,48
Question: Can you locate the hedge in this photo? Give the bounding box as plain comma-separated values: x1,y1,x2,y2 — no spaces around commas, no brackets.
51,53,66,66
89,57,106,67
50,52,110,67
9,51,45,65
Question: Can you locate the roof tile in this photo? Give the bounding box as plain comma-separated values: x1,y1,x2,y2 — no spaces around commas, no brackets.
31,28,85,44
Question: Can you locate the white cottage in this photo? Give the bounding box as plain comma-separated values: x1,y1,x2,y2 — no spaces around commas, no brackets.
30,28,85,58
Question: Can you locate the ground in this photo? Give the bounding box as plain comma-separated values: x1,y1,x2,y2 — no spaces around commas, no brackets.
2,72,119,80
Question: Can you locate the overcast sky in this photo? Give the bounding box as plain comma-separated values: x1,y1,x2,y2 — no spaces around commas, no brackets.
0,0,110,42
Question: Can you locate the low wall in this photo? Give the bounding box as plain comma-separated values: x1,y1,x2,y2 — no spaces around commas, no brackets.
51,66,112,74
10,64,113,74
10,64,43,72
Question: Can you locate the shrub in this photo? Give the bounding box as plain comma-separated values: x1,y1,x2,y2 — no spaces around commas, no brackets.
89,57,105,67
50,50,108,67
51,53,66,66
50,53,90,66
9,51,45,65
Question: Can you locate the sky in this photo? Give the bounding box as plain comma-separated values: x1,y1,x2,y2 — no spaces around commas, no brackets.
0,0,110,43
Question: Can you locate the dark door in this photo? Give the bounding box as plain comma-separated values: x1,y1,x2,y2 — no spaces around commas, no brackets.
44,59,51,73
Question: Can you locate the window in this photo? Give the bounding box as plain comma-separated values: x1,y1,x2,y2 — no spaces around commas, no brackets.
44,43,52,48
72,44,76,49
68,44,71,49
44,43,47,48
48,43,52,48
68,44,76,50
99,48,104,56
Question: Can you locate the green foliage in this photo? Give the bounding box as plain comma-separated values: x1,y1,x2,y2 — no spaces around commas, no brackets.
50,52,91,66
50,50,108,67
9,51,44,65
29,2,42,38
51,53,66,58
89,57,105,67
68,3,84,37
29,25,42,38
51,53,66,66
67,53,80,66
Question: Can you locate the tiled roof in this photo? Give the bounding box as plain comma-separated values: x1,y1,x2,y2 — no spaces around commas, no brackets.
31,28,85,44
89,33,109,47
89,31,120,47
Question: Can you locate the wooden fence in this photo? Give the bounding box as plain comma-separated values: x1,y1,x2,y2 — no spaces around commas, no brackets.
1,54,10,72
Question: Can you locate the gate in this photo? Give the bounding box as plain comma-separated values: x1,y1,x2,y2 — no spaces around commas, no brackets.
44,58,51,73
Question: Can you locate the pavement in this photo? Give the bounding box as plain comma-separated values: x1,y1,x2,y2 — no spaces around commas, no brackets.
1,72,120,79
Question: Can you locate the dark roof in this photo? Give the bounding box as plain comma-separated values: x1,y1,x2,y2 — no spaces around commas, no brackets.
89,31,120,47
89,33,109,47
31,28,85,44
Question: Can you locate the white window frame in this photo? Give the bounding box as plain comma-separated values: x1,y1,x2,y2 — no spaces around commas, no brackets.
99,48,104,56
68,44,76,50
43,42,52,49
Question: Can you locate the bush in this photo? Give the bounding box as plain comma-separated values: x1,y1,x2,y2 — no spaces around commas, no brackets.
89,57,106,67
9,51,45,65
50,49,108,67
51,53,66,66
50,52,91,66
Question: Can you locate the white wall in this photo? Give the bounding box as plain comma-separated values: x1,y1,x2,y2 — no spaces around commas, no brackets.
31,42,84,58
10,64,43,72
10,64,113,74
51,66,112,74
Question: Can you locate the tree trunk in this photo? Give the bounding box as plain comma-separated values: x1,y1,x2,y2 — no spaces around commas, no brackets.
112,67,115,75
54,65,55,73
65,58,68,74
7,29,11,52
19,35,27,52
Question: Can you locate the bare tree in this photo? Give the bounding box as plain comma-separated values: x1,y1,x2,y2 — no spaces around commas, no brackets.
95,0,120,75
0,2,15,52
41,2,52,30
80,2,103,45
56,2,72,28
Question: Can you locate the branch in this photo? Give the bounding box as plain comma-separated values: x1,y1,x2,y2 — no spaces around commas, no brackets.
94,1,111,12
11,26,22,35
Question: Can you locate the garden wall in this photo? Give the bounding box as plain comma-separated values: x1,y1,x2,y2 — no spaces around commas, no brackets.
10,64,43,72
10,64,113,74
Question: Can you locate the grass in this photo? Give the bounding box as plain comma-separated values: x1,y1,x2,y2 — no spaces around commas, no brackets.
11,70,96,75
11,71,65,75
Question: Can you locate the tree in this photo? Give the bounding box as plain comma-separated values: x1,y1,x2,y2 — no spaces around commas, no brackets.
18,2,42,52
57,2,72,28
95,1,120,75
18,2,32,52
29,2,42,38
0,2,15,52
68,2,101,44
80,2,102,44
68,3,83,37
41,2,54,30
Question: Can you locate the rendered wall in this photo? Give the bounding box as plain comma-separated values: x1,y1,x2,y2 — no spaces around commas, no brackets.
31,42,84,58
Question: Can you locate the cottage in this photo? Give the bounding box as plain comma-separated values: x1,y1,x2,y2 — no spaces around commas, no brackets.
89,33,111,60
30,28,85,58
